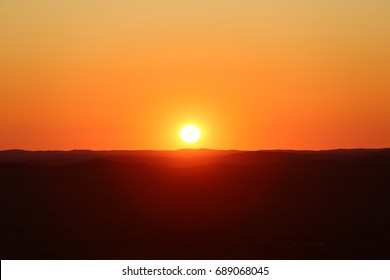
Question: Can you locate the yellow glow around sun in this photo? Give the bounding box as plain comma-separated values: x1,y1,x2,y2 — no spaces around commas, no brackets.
180,125,201,143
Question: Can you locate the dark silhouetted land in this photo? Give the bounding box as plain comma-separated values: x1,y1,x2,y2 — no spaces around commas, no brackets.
1,149,389,259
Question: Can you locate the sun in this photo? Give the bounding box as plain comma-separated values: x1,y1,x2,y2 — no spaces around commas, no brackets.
180,125,201,143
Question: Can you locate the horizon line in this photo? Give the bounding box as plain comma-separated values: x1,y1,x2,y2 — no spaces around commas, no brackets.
1,147,390,153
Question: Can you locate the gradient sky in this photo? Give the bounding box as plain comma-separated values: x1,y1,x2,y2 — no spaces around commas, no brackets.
1,0,389,150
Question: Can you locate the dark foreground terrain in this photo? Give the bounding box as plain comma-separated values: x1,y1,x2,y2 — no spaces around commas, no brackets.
1,149,389,259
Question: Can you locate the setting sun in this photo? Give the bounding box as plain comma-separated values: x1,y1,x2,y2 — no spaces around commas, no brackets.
180,125,201,143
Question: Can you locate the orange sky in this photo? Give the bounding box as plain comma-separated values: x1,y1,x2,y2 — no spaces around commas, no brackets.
1,0,389,150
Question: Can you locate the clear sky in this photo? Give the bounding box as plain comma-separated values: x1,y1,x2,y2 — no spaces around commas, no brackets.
1,0,389,150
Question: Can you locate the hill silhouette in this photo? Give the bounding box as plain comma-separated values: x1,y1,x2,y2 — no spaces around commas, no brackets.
1,149,389,259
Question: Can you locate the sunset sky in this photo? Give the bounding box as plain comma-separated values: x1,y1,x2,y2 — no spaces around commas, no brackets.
1,0,389,150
